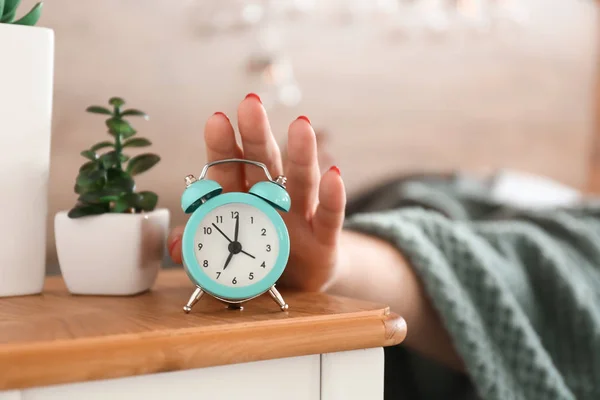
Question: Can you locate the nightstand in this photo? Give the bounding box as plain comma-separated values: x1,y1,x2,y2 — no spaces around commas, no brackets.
0,270,406,400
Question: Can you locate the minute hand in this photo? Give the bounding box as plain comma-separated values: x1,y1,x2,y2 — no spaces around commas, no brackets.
234,215,240,242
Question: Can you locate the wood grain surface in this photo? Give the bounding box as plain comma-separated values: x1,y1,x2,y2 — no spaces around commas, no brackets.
0,269,406,391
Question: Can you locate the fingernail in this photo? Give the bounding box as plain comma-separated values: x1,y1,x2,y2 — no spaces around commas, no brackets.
168,236,181,257
245,93,262,104
329,165,341,176
296,115,311,125
213,111,230,121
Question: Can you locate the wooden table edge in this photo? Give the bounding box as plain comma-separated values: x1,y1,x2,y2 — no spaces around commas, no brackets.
0,310,406,391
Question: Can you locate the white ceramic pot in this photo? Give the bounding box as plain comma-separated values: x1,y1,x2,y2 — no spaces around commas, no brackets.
0,24,54,297
54,209,170,295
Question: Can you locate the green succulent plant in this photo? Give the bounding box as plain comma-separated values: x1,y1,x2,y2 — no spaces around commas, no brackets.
0,0,43,26
68,97,161,219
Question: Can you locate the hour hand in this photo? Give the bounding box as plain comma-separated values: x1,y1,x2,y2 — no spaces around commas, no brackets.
223,251,234,270
212,223,232,243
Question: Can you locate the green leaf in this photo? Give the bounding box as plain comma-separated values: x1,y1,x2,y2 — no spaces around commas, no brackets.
79,161,97,173
67,204,108,219
3,0,20,16
0,0,6,21
74,183,84,194
123,137,152,148
78,188,123,204
121,129,137,140
105,117,136,139
90,141,114,152
1,8,15,22
109,97,125,108
80,150,97,161
136,191,158,211
126,153,160,176
120,154,130,162
0,0,18,23
121,109,148,119
76,169,106,188
105,168,135,192
112,193,139,213
12,1,42,26
86,106,112,115
99,151,120,169
106,168,128,181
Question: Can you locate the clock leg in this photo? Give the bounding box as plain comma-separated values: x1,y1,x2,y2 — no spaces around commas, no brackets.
183,286,204,313
268,286,289,311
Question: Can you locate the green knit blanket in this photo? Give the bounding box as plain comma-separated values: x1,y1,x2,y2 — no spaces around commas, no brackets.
343,174,600,400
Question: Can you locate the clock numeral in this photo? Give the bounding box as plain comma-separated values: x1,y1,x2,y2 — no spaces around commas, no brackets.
203,227,212,235
203,260,209,268
232,277,237,285
261,228,266,236
249,272,254,280
216,272,221,279
266,244,271,252
260,261,266,268
250,216,254,224
197,243,203,251
216,216,223,223
231,211,239,218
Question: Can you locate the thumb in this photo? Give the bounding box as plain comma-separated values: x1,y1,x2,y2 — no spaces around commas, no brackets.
167,226,185,264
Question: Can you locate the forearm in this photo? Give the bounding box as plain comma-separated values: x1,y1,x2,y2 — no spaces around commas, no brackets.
328,229,465,371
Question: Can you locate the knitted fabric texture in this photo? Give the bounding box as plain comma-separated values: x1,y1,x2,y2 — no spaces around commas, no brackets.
344,177,600,400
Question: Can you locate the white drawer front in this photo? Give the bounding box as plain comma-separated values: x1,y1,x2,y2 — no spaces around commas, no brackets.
0,391,21,400
21,355,320,400
321,348,384,400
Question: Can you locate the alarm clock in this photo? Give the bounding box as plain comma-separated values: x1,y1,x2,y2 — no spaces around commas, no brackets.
180,158,291,313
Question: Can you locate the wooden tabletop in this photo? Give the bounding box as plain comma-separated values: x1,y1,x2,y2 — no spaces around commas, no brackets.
0,269,406,391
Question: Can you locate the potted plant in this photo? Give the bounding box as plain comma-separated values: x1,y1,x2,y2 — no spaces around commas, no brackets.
54,97,170,296
0,1,53,297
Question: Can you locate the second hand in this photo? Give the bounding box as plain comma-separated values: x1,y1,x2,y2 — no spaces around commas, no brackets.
212,223,232,243
212,218,256,259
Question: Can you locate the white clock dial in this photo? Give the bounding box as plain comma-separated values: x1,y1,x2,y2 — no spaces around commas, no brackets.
193,202,279,288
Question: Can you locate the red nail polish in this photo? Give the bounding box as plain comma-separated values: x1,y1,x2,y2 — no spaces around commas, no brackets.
297,115,311,125
213,111,230,121
245,93,262,104
329,165,341,176
168,236,181,257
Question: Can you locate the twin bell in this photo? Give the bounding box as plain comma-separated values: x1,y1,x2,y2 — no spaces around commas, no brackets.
180,174,291,215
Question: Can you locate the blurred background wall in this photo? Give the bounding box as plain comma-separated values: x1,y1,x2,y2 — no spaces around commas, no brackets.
34,0,598,269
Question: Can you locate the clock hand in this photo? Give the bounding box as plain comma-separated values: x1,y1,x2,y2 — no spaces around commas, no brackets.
222,251,234,270
234,214,240,242
240,250,255,259
212,223,232,243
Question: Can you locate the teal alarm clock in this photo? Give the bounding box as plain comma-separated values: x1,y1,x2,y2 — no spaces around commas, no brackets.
180,158,291,313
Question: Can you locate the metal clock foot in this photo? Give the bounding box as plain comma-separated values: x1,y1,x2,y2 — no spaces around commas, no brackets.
268,286,289,311
227,303,244,311
183,286,204,313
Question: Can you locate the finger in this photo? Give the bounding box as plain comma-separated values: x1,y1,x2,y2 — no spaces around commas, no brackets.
167,226,185,264
312,167,346,247
285,116,320,218
204,112,245,192
237,93,283,186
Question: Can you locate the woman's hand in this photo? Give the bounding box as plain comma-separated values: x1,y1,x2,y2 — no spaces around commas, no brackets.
167,93,346,291
167,94,464,369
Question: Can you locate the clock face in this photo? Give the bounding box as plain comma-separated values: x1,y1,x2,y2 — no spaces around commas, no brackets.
193,202,279,288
